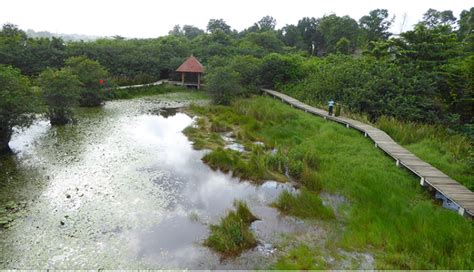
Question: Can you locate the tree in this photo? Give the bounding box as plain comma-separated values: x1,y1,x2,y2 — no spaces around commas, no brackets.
229,55,262,90
457,7,474,41
65,56,108,106
206,67,243,105
421,9,457,29
38,68,82,125
256,16,277,32
0,24,66,75
182,25,204,39
316,14,360,54
168,25,183,36
296,17,321,53
207,19,232,34
242,31,284,53
359,9,394,43
259,53,303,87
0,65,38,153
280,24,305,48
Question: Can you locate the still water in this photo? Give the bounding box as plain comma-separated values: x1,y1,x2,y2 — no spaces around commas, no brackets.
0,96,303,269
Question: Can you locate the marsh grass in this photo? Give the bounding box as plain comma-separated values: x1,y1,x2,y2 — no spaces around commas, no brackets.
271,244,327,270
186,96,473,269
377,116,473,190
273,189,335,219
204,200,259,257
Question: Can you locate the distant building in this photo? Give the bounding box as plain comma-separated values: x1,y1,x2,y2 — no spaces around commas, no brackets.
176,55,204,89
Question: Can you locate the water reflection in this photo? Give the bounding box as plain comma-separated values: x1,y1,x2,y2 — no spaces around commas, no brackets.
0,96,301,269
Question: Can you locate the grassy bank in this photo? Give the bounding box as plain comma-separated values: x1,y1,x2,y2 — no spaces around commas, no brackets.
204,200,258,257
104,84,209,100
281,88,473,191
376,116,473,190
185,96,473,269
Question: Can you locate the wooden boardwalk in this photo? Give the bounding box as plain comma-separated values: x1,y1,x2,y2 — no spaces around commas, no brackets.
115,79,167,89
262,88,474,218
114,80,203,90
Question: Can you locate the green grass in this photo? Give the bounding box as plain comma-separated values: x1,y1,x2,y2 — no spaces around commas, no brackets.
271,244,328,270
273,189,334,219
204,200,259,257
186,96,473,269
377,116,473,190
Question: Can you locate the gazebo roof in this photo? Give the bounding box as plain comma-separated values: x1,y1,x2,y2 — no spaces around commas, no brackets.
176,56,204,73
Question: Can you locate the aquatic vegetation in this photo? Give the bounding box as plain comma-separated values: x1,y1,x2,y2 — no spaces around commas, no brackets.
204,200,258,257
273,189,334,220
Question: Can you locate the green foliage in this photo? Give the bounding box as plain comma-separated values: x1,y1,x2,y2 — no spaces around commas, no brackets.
259,53,303,87
273,189,335,219
0,24,65,75
207,19,232,34
283,54,444,123
272,244,327,270
335,37,350,54
65,56,108,106
204,200,258,257
317,14,360,54
359,9,393,43
38,68,82,125
206,66,244,105
0,65,38,153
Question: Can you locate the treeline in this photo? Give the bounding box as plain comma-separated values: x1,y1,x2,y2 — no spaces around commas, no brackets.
1,7,473,136
202,9,473,136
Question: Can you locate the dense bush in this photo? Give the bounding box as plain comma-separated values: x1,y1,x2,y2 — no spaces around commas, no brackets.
38,68,82,125
65,56,109,107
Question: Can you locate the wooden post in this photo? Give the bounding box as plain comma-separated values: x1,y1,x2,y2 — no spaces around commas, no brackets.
181,72,185,86
198,73,201,89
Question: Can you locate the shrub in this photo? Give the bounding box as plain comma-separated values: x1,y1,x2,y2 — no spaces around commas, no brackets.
38,68,82,125
206,66,244,105
65,56,109,107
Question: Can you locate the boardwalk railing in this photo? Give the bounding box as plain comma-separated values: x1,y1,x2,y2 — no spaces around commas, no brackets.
262,88,474,218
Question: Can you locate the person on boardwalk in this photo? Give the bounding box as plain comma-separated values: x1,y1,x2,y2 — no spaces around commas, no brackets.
328,99,335,115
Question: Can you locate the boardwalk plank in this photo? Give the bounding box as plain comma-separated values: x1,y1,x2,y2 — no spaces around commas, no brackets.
262,89,474,218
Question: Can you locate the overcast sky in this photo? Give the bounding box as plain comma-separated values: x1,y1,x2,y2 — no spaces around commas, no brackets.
1,0,472,38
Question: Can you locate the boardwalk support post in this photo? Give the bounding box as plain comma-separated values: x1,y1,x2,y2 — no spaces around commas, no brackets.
396,160,400,167
375,143,378,148
458,207,465,216
364,132,367,137
346,124,350,128
420,177,425,186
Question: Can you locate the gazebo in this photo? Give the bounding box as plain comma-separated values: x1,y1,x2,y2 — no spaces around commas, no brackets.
176,55,204,89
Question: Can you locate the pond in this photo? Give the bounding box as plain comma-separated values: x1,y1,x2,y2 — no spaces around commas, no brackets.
0,95,305,269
